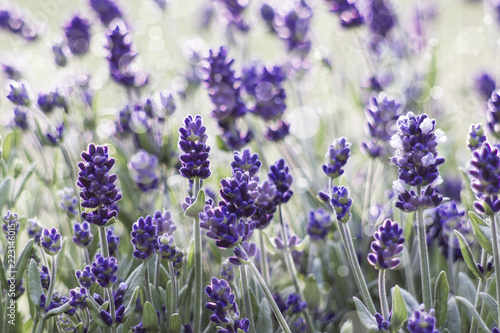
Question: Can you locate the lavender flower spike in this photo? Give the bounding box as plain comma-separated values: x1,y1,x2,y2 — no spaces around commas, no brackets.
91,254,118,288
367,219,404,270
73,222,93,248
178,115,211,179
131,216,158,261
323,137,351,179
407,306,439,333
469,142,500,214
330,186,353,223
64,15,91,56
41,228,62,256
219,171,259,218
467,123,486,152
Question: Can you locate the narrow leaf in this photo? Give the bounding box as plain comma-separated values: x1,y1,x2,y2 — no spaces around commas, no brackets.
256,298,273,333
14,239,34,284
353,297,378,331
340,320,353,333
143,301,160,332
468,212,493,255
184,190,205,218
479,292,498,319
434,271,449,327
455,296,489,333
303,274,321,309
390,286,407,331
27,259,43,309
44,301,71,317
169,313,182,333
454,231,482,279
123,263,145,306
122,286,140,323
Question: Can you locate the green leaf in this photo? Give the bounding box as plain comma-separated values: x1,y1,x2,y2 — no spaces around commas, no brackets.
184,190,205,218
27,259,43,309
454,231,482,279
169,313,182,333
44,301,71,317
303,274,321,309
398,287,419,312
14,239,34,285
0,252,9,291
479,292,498,319
143,301,160,332
340,320,353,333
11,162,36,206
434,271,449,327
390,286,407,331
468,212,493,255
123,263,146,307
122,286,140,323
3,131,15,162
256,298,273,333
457,272,476,303
84,298,109,328
216,135,231,151
459,168,476,211
353,297,378,331
0,177,12,211
74,322,85,333
445,298,461,333
455,296,489,333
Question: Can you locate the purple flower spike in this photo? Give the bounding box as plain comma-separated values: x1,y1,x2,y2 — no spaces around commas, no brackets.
89,0,123,27
330,186,352,223
40,266,50,289
323,137,351,178
306,209,332,241
153,210,176,236
268,159,293,204
128,150,159,192
58,187,78,216
76,265,96,289
12,107,29,130
64,15,91,56
178,115,211,180
220,260,235,282
265,120,290,142
467,123,486,152
251,180,278,229
365,0,394,37
375,312,391,331
219,171,259,218
407,306,439,333
106,227,120,257
41,228,62,256
157,233,184,275
367,219,404,270
324,0,364,28
214,0,249,31
27,218,43,243
73,222,93,248
91,254,118,288
69,287,87,309
488,90,500,139
469,142,500,214
77,144,122,226
3,211,20,237
231,149,262,179
286,294,307,314
131,216,158,261
391,112,446,187
393,182,443,212
7,81,30,106
474,72,496,100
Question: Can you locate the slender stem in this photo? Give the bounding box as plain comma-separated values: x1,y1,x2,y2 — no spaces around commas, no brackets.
107,287,117,333
470,250,487,333
144,263,153,304
245,256,292,333
38,254,58,333
490,213,500,326
258,230,270,285
415,190,432,310
99,226,110,258
277,206,315,333
154,254,160,290
168,262,178,313
36,317,46,333
240,266,256,333
378,270,390,320
361,158,374,232
339,222,377,314
193,178,202,333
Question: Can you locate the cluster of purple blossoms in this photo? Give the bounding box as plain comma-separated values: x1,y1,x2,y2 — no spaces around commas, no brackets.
407,306,439,333
178,115,211,179
268,159,294,204
0,9,38,41
91,254,118,288
285,293,307,314
131,215,158,261
52,41,69,67
467,123,486,152
365,0,395,38
469,142,500,214
220,260,235,282
362,92,403,158
426,201,471,261
157,234,184,276
487,90,500,139
106,227,120,257
44,292,74,315
241,64,289,141
231,149,262,180
77,144,122,226
89,0,123,27
213,0,249,32
205,277,250,332
73,222,93,248
324,0,363,28
375,312,391,331
306,208,333,241
201,46,252,149
69,287,87,309
7,81,30,106
11,107,29,130
93,282,128,324
64,15,91,56
76,265,96,289
45,123,65,146
128,150,159,192
474,72,496,100
40,265,50,289
153,209,177,235
323,137,351,178
40,228,62,256
391,112,445,211
219,171,259,218
105,21,148,88
2,211,20,237
27,218,43,243
329,186,353,223
367,219,404,270
58,187,78,216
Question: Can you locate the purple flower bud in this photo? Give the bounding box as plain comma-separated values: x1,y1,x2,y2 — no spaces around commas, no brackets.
76,265,96,289
467,123,486,152
69,287,87,309
367,219,404,270
128,150,159,192
27,218,43,244
219,171,259,218
178,115,211,180
131,216,158,261
58,187,78,216
40,265,50,289
265,120,290,142
205,277,245,328
91,254,118,288
12,106,29,130
307,208,332,241
323,137,351,178
330,186,352,223
3,211,19,237
268,159,293,204
407,306,439,333
89,0,123,27
251,180,277,229
64,15,91,56
286,294,307,314
153,210,176,236
73,222,93,248
231,149,262,179
41,228,62,255
375,312,391,331
7,81,31,106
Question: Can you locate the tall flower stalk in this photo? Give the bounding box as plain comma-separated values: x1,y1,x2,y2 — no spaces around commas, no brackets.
390,112,445,310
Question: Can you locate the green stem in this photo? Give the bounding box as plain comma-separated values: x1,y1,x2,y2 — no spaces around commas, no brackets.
154,254,160,291
378,270,390,320
490,213,500,326
38,254,58,333
168,262,178,313
240,266,256,333
107,287,117,333
470,250,487,333
361,158,374,231
144,263,153,304
193,178,202,333
36,317,46,333
416,193,432,311
258,230,270,285
245,255,292,333
99,226,110,258
278,206,316,333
